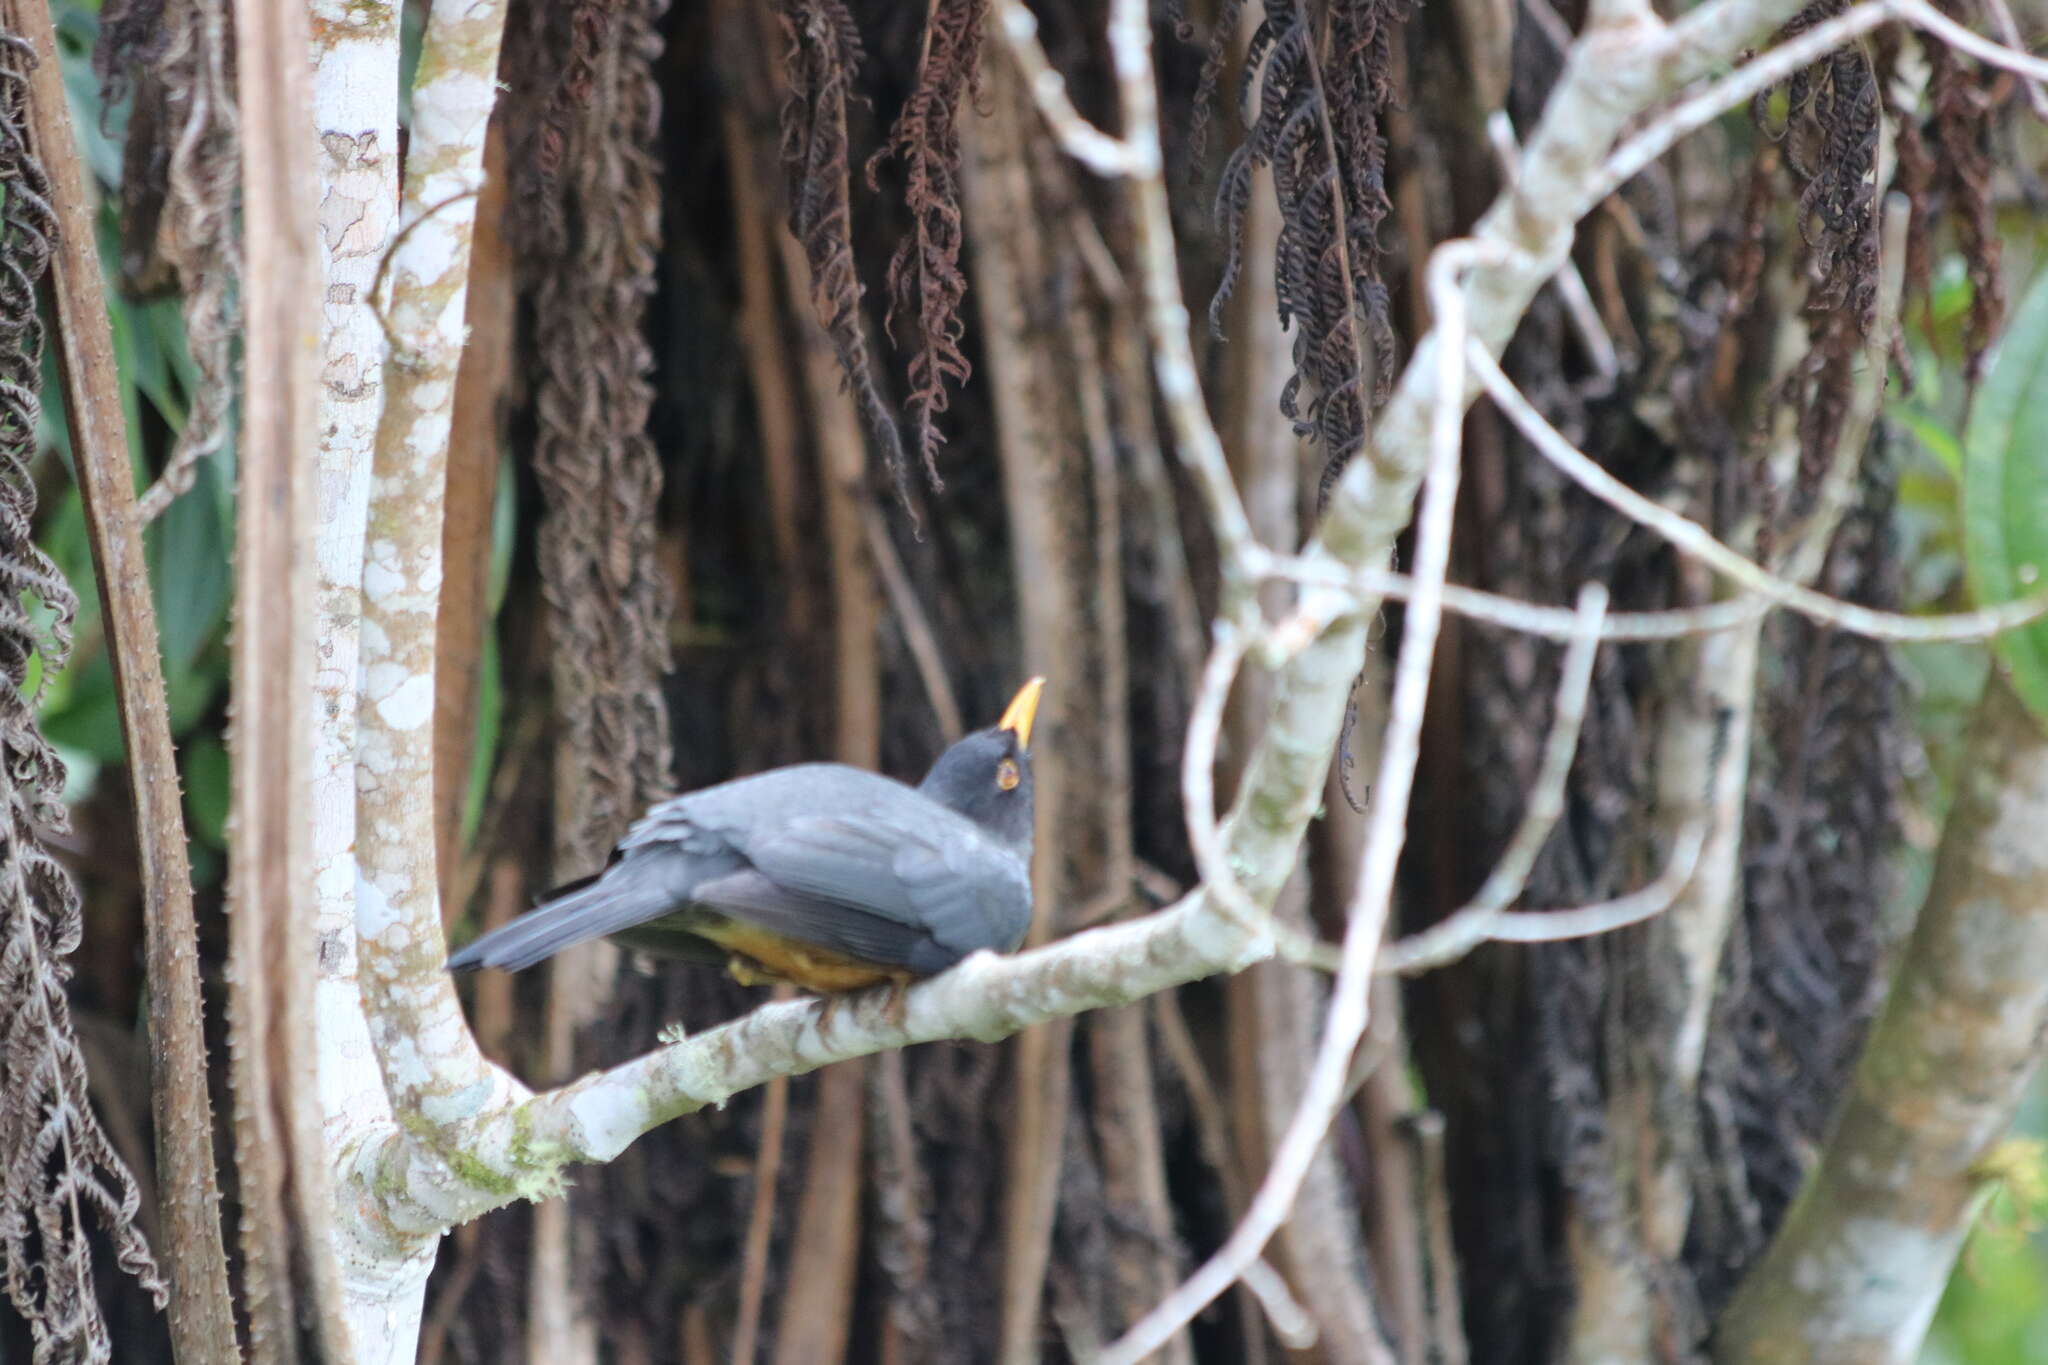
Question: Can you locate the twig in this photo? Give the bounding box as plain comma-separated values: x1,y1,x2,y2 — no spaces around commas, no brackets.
1518,0,1578,54
1974,0,2048,118
859,499,965,742
995,0,1261,586
17,4,240,1357
994,2,1142,174
1152,1003,1281,1362
1406,1113,1468,1365
1183,624,1264,930
1262,549,2048,642
730,1024,793,1365
1242,1261,1319,1351
1892,0,2048,82
1371,584,1607,969
1101,240,1506,1365
366,188,484,359
1589,1,1894,205
1468,345,2048,639
1383,820,1710,972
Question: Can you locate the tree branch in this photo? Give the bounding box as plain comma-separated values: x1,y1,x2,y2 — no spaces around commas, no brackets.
1715,676,2048,1363
348,0,527,1264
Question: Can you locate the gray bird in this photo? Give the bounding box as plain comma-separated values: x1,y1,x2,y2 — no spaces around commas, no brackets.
446,679,1042,1004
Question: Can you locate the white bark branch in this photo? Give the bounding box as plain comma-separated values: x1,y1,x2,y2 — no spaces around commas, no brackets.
1715,677,2048,1363
346,0,525,1277
307,10,413,1341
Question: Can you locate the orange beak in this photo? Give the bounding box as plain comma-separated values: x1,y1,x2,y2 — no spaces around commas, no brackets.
997,677,1046,751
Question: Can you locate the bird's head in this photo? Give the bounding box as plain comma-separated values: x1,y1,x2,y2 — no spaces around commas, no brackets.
918,676,1043,852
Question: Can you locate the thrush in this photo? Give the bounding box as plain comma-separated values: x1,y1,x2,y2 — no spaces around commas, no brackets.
446,679,1043,1013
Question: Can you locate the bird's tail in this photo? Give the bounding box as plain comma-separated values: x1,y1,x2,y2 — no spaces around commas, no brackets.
445,857,674,972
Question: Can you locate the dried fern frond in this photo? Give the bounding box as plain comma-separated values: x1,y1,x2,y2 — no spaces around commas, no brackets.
0,33,165,1361
504,0,677,864
1187,0,1248,178
1921,1,2004,377
864,0,986,492
776,0,912,512
95,0,240,522
1209,0,1410,510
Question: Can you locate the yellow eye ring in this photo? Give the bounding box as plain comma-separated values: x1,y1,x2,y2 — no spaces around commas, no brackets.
996,758,1021,791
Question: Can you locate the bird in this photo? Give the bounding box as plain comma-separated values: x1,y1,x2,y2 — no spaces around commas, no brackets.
446,678,1044,1019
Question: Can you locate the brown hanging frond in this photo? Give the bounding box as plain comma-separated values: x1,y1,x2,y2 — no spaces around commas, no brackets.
0,34,165,1360
1753,4,1878,330
94,0,239,521
513,0,621,256
1921,0,2005,378
506,0,676,866
1186,0,1247,179
865,0,986,491
775,0,911,512
1749,1,1878,507
1210,0,1410,510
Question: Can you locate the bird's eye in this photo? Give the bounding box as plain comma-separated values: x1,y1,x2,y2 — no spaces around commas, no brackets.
996,758,1020,791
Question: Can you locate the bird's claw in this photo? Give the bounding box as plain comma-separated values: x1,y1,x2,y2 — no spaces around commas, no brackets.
882,973,911,1029
809,975,913,1036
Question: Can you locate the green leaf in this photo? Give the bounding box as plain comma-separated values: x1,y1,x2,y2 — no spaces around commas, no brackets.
182,733,230,849
39,652,126,763
1896,404,1964,480
1963,267,2048,724
460,626,503,849
147,457,231,671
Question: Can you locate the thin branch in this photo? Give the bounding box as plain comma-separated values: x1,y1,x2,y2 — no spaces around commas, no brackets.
1152,993,1301,1358
1382,820,1710,972
1182,623,1263,929
1241,1261,1319,1351
730,1035,791,1365
1467,344,2048,639
1372,584,1607,969
1027,0,1262,584
993,2,1142,174
1974,0,2048,118
1339,568,2046,643
1589,1,1893,204
860,499,965,742
17,3,238,1356
1891,0,2048,81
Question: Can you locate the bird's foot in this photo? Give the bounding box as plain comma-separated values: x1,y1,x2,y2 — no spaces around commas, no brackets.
881,973,912,1030
812,991,847,1035
657,1020,691,1046
809,976,913,1034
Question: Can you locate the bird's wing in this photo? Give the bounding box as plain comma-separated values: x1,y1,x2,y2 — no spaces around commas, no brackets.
687,870,934,968
733,814,1033,970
